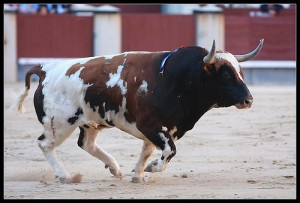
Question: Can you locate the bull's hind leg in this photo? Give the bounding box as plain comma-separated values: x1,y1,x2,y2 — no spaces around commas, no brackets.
37,123,77,184
77,125,122,179
132,140,155,183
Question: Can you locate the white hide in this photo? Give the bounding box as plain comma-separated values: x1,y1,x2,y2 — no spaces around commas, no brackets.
41,59,94,126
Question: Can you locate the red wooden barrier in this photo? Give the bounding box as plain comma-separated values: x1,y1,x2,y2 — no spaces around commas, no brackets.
121,14,195,52
224,8,296,60
16,7,295,60
17,14,93,58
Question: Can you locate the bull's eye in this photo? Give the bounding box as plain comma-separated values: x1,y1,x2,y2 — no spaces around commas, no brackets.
222,71,231,79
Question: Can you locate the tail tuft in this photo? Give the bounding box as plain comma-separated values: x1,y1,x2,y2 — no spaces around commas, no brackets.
9,87,29,113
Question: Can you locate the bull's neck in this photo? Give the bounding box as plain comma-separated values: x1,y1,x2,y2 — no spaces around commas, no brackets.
173,68,216,132
157,46,216,131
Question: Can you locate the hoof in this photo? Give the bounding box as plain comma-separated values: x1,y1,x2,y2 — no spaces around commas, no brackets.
144,159,158,172
105,164,122,179
144,165,153,172
55,173,72,184
109,168,122,179
132,176,145,183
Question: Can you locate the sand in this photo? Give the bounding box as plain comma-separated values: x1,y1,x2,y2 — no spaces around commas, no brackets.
3,82,296,199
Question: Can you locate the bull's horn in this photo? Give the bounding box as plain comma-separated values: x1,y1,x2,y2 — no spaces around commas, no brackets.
203,40,217,64
234,39,264,62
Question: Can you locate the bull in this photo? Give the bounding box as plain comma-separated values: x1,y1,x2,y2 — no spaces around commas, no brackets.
15,39,264,183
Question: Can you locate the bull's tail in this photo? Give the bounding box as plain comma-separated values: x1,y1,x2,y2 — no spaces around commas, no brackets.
16,86,29,113
16,65,44,113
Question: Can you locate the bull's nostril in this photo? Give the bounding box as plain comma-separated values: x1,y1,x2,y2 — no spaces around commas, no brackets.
244,99,253,105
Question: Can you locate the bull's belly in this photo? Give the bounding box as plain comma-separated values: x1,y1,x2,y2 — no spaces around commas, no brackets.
78,99,146,140
98,108,147,140
43,104,146,141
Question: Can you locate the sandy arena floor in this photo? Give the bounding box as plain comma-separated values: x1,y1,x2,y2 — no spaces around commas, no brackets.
4,82,296,199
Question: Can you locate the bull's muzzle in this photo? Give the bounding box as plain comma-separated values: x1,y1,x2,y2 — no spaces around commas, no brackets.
235,97,253,109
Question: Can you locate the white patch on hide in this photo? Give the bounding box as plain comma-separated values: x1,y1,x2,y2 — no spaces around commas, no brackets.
215,53,244,82
159,132,174,160
162,126,168,132
138,80,148,94
106,65,128,95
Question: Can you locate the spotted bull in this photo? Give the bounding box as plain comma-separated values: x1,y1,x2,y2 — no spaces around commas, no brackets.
16,39,263,183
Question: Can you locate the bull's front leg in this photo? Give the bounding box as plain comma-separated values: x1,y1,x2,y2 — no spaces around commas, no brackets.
143,130,176,173
132,140,155,183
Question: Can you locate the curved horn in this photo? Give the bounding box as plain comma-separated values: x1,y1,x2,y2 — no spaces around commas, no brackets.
203,40,217,64
234,39,264,62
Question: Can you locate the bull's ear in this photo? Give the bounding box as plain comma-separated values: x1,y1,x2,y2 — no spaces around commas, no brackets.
204,64,217,76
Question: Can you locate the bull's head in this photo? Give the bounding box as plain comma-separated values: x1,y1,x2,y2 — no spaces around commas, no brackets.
203,39,264,109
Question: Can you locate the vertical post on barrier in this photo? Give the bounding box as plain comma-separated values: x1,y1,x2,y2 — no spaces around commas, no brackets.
93,5,121,56
194,5,224,51
4,9,17,82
